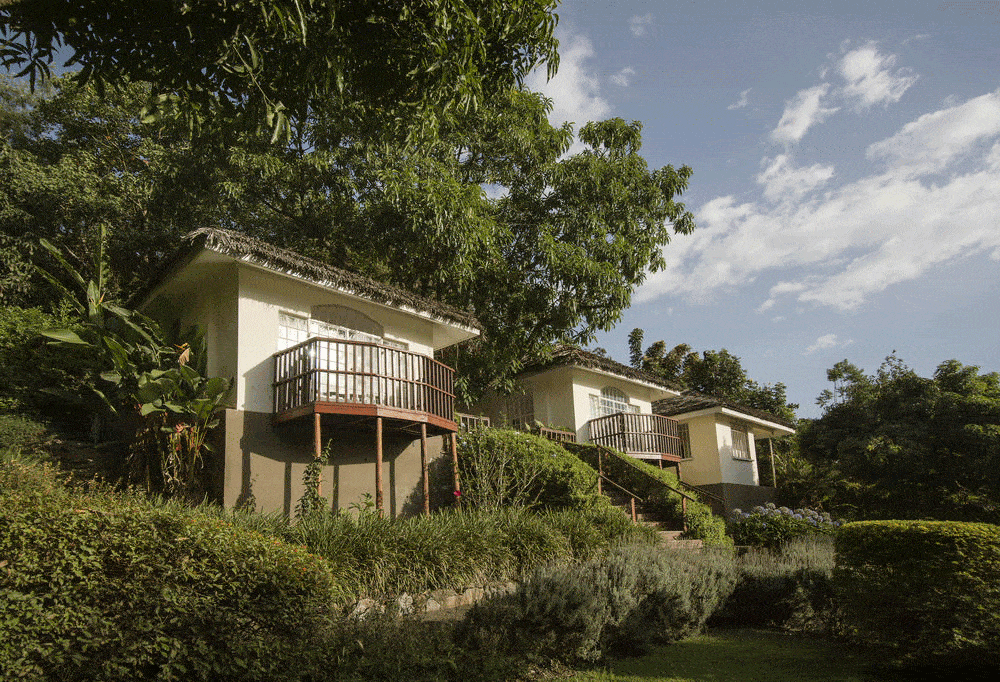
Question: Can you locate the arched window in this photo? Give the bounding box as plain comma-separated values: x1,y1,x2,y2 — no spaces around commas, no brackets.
591,386,638,418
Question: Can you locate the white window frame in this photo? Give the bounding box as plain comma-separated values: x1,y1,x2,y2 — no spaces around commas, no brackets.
590,386,639,419
730,419,752,461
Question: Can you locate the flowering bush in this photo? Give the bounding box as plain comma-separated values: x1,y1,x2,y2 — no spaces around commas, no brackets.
729,503,841,548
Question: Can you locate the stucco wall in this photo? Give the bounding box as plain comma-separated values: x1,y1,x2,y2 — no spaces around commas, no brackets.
221,409,446,517
567,368,661,442
236,265,440,413
677,414,722,485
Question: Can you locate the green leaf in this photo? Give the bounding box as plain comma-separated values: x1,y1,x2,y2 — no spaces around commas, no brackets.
39,328,90,345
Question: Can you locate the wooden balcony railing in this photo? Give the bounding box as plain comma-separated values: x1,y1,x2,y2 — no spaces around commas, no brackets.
273,338,456,429
587,412,684,460
536,426,577,443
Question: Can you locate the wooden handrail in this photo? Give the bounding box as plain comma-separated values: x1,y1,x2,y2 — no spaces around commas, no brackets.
587,412,684,459
272,337,455,423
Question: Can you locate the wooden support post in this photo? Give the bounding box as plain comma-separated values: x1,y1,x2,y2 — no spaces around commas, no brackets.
769,437,777,488
420,423,429,517
450,432,461,505
314,413,323,497
375,417,384,516
630,496,636,523
597,449,603,495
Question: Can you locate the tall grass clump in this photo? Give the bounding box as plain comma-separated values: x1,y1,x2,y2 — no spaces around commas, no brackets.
712,536,836,633
287,504,657,599
0,458,341,681
458,543,737,664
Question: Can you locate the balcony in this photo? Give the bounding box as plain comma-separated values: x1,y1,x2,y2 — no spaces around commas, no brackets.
272,337,456,433
587,412,685,461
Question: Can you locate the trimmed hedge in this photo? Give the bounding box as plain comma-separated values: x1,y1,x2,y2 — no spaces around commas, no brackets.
457,543,737,664
566,442,730,546
834,520,1000,672
0,459,342,681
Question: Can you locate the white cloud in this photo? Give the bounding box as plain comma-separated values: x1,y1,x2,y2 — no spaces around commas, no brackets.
728,88,752,110
805,334,841,354
771,84,839,145
611,66,635,87
756,155,835,203
837,43,918,110
637,90,1000,313
525,33,610,153
629,14,653,36
867,90,1000,177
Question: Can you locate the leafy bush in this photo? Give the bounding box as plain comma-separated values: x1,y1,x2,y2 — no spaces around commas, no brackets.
834,520,1000,673
712,536,835,633
0,458,342,681
729,503,840,548
0,413,50,458
0,305,95,423
458,543,737,664
456,427,605,510
567,442,730,545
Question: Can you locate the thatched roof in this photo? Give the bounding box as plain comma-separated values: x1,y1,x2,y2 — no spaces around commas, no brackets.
522,345,683,392
135,228,480,330
653,392,796,431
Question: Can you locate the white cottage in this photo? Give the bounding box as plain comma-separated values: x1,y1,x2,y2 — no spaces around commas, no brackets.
654,393,796,514
476,346,796,514
137,228,480,516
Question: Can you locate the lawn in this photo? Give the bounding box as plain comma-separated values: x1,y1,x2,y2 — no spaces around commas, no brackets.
564,628,892,682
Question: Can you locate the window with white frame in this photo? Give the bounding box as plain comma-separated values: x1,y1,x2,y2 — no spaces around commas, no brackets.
506,392,535,429
590,386,639,419
730,419,751,461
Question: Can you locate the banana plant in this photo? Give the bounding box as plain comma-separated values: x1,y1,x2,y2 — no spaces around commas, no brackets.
35,225,233,497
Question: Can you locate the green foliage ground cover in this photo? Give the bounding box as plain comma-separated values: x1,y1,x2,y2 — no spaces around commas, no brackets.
285,504,656,599
566,628,891,682
712,536,836,635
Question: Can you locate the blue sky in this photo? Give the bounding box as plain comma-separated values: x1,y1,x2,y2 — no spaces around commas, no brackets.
527,0,1000,417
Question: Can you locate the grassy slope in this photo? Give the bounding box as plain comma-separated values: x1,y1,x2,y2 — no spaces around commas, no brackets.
565,629,891,682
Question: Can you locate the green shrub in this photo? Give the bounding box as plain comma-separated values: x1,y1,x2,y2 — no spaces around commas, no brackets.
729,503,841,548
834,520,1000,673
0,413,50,458
458,543,737,664
456,427,604,510
0,458,342,681
567,442,730,545
712,536,835,633
0,305,96,421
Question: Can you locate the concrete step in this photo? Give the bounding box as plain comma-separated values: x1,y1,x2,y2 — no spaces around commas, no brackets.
657,530,703,550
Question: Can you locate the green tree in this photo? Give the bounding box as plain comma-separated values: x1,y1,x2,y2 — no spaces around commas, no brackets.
789,354,1000,522
627,329,796,421
0,75,225,308
1,0,560,141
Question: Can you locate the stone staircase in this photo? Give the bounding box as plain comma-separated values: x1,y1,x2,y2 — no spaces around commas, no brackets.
603,487,703,550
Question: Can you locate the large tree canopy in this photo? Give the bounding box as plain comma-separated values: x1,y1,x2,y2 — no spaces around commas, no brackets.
2,69,695,401
789,355,1000,523
0,0,560,140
